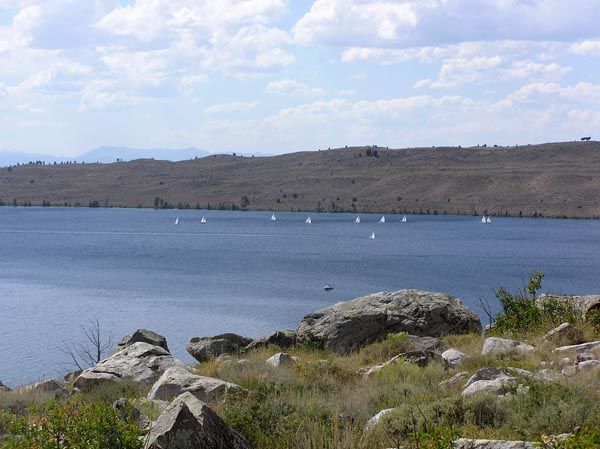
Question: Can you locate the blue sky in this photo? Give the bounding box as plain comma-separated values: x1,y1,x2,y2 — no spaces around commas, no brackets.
0,0,599,156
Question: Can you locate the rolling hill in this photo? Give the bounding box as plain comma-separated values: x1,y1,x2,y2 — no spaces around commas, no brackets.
1,141,599,218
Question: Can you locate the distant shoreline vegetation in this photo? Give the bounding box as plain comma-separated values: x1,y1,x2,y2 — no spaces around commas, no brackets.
0,201,590,220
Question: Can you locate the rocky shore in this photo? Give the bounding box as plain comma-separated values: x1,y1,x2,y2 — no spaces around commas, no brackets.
1,289,599,449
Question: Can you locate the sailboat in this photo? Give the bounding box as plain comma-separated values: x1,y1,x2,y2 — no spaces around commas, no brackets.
305,216,312,224
200,216,207,224
174,216,180,225
271,213,277,221
369,232,376,239
401,215,407,223
481,215,487,223
379,216,386,223
355,216,361,223
486,216,492,224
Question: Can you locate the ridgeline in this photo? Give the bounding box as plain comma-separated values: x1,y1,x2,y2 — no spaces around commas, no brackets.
1,141,599,218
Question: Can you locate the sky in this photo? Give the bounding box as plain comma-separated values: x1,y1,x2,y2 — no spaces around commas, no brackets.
0,0,599,157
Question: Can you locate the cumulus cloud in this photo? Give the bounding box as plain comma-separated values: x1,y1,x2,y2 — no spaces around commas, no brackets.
570,40,600,56
265,79,326,96
204,100,261,114
294,0,600,48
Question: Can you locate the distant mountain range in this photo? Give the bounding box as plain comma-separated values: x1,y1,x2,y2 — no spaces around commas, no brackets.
0,146,271,166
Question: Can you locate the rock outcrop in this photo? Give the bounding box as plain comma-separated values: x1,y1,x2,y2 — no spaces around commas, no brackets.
186,334,253,363
143,392,251,449
481,337,534,357
454,438,537,449
296,290,481,353
245,330,297,351
74,342,187,390
148,367,241,402
117,329,170,352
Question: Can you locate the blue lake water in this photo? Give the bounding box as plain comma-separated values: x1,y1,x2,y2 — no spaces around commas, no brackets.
1,207,600,385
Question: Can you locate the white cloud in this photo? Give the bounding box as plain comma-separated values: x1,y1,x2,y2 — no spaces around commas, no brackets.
570,40,600,56
265,79,326,96
204,100,261,114
294,0,600,48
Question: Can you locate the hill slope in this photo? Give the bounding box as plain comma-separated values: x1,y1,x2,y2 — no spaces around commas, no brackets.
1,141,599,218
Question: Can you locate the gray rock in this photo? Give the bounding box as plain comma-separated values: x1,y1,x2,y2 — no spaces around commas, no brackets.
266,352,296,368
187,333,253,363
543,322,584,346
481,337,534,356
462,368,516,396
577,360,600,372
442,348,468,368
0,380,11,392
74,342,187,390
117,329,169,352
454,438,537,449
364,408,396,432
245,329,297,351
148,367,241,403
439,371,469,388
554,341,600,354
296,290,481,353
64,370,82,383
21,379,64,393
144,392,250,449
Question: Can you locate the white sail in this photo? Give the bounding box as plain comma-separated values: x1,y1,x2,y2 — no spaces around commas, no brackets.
200,216,206,223
271,213,277,221
401,215,407,223
369,232,376,239
355,216,361,223
481,216,487,223
379,216,386,223
174,217,180,225
305,216,312,224
486,216,492,223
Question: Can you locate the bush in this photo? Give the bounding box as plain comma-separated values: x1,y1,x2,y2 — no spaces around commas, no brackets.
491,271,583,335
3,399,143,449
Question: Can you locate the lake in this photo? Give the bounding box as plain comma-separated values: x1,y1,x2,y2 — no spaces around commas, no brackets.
1,207,599,385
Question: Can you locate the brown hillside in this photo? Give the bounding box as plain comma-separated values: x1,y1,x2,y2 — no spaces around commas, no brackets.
1,141,599,218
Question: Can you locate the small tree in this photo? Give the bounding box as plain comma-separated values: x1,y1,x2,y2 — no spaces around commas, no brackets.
60,319,114,370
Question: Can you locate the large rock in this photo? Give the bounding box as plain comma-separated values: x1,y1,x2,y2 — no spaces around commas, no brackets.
148,367,241,402
543,323,584,346
117,329,169,352
74,342,187,390
454,438,537,449
245,330,297,351
481,337,534,357
187,333,253,363
144,392,250,449
461,368,516,396
296,290,481,353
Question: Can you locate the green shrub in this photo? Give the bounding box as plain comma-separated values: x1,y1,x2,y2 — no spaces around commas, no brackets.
492,271,583,335
2,400,143,449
